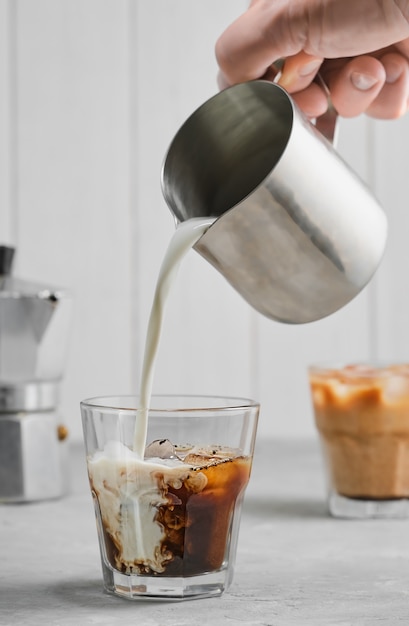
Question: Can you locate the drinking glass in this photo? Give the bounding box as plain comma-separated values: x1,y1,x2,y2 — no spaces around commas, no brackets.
309,363,409,518
81,394,259,600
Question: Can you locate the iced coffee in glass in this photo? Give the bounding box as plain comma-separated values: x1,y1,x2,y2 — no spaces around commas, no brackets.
309,364,409,518
81,394,259,600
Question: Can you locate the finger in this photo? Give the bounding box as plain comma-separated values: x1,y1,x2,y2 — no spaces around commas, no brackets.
367,52,409,119
291,83,329,119
325,56,386,117
277,52,323,93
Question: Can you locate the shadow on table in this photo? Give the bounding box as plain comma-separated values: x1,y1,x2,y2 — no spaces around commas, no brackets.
48,578,114,607
0,580,106,616
243,495,327,519
2,578,190,615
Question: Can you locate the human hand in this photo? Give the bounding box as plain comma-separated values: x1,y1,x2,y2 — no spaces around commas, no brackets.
216,0,409,120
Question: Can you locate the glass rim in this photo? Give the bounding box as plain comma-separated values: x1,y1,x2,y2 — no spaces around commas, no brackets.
308,361,409,380
80,393,260,413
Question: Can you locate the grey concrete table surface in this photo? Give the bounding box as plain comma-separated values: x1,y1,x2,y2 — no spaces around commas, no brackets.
1,439,409,626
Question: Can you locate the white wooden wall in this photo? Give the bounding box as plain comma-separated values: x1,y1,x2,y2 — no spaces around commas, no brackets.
1,0,408,443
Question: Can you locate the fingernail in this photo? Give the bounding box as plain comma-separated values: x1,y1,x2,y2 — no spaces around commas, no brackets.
299,60,322,77
277,71,295,90
385,61,402,84
351,72,379,91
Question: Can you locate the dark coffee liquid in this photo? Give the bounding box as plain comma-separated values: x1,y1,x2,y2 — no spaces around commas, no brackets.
94,455,251,577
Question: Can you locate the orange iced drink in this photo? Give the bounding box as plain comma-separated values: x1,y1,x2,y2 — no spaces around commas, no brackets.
309,364,409,499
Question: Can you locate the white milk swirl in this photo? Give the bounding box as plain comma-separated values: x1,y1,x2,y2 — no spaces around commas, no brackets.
133,217,216,456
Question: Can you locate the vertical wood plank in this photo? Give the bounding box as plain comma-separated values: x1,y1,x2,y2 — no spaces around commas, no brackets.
15,0,132,440
371,116,409,361
0,0,16,245
130,1,253,401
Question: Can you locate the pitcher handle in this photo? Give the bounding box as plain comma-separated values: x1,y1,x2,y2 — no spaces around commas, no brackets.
314,72,339,146
272,59,339,147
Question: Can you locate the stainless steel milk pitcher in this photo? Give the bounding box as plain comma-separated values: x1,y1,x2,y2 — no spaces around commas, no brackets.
161,80,387,324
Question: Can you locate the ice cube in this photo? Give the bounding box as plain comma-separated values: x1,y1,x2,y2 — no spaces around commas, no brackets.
144,438,179,460
183,452,214,467
383,375,409,403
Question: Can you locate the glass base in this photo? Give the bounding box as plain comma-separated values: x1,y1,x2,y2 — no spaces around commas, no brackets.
329,490,409,519
101,563,229,601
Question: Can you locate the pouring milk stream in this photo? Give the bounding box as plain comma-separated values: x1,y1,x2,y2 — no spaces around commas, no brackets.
133,217,215,456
